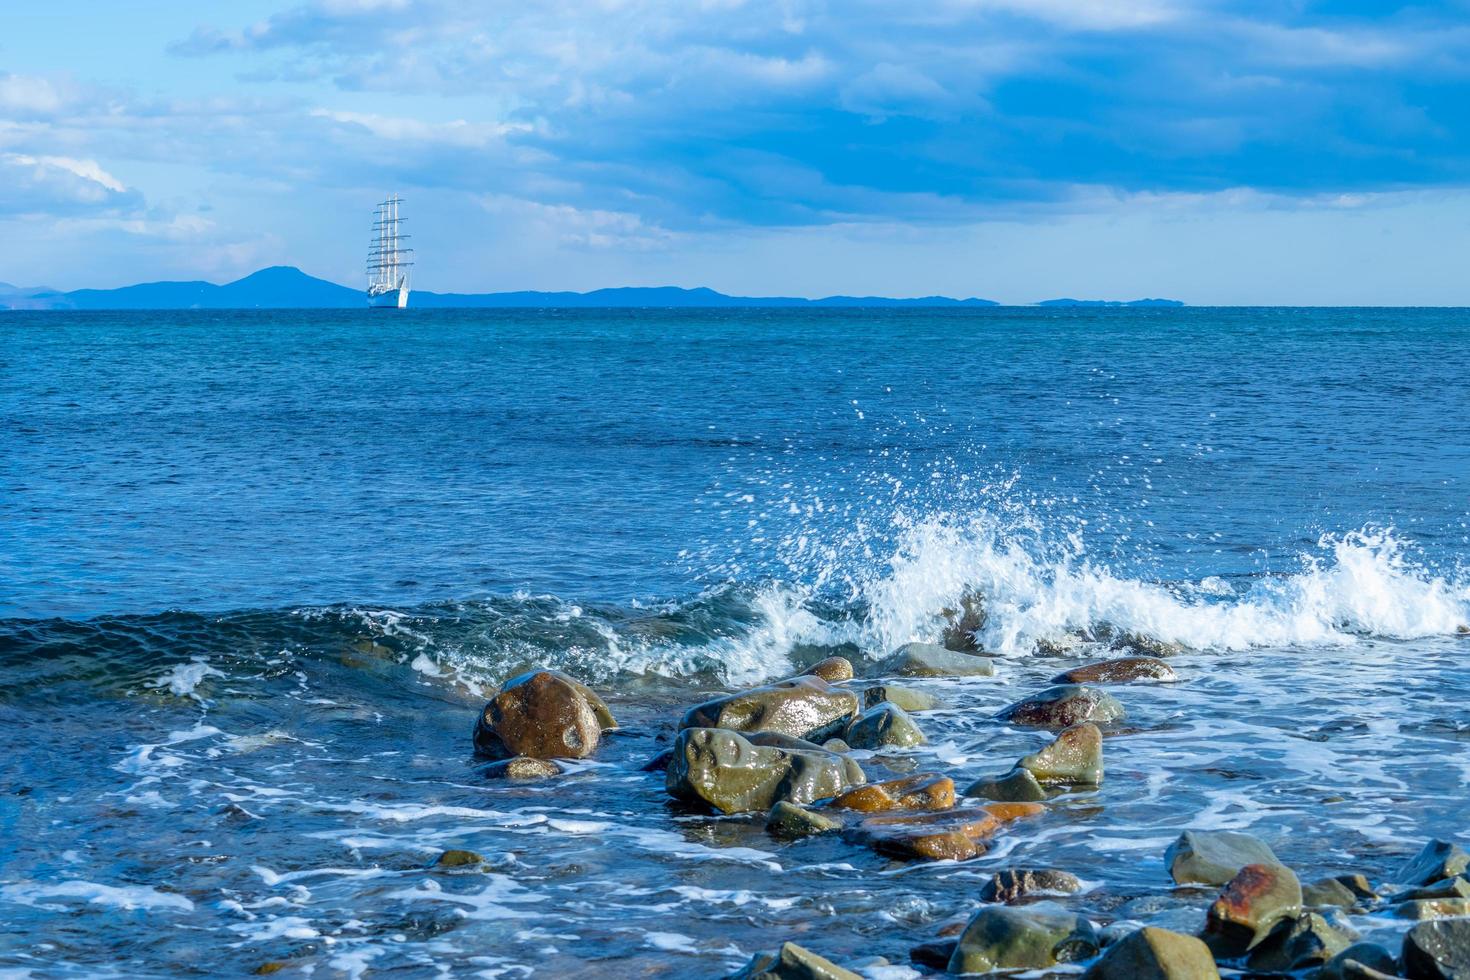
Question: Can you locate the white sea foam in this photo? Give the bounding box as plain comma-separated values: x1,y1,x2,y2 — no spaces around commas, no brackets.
1,880,194,912
152,658,225,699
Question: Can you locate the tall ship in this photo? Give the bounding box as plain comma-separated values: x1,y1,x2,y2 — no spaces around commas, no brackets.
367,194,413,308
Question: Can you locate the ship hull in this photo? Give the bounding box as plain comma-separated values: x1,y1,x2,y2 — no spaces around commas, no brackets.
367,285,409,309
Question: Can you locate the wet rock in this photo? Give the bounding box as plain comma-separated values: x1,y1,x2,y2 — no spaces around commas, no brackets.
1166,829,1282,886
640,748,673,772
947,902,1099,974
680,676,860,744
1034,633,1086,657
472,670,614,760
963,767,1048,803
1081,926,1220,980
910,939,958,971
1245,912,1350,972
942,592,987,652
1052,656,1177,684
478,756,562,780
862,684,940,712
434,849,485,868
1202,863,1303,958
1336,874,1379,900
831,773,954,813
847,804,1040,862
844,700,926,749
1395,897,1470,920
978,868,1083,904
802,656,854,684
1113,632,1186,657
877,642,995,678
821,738,850,753
1402,918,1470,979
996,685,1125,729
1018,723,1103,785
666,727,865,814
1400,877,1470,902
766,801,844,839
1304,876,1361,909
1320,943,1400,980
727,941,862,980
1398,839,1470,887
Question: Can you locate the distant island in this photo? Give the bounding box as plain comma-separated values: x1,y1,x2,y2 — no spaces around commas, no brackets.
0,266,1183,310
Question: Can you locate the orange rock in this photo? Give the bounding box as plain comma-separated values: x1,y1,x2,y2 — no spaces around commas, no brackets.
982,802,1047,822
847,807,1004,861
473,670,609,760
831,774,955,813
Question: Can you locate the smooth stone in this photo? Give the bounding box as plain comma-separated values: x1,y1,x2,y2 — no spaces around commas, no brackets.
877,642,995,678
947,902,1099,974
845,700,926,749
846,803,1041,862
1336,873,1379,900
1202,863,1303,957
996,685,1125,729
1399,840,1470,887
1400,877,1470,902
1403,918,1470,979
1052,656,1177,684
1320,943,1400,980
434,849,485,868
640,748,673,772
1396,897,1470,920
766,801,845,839
862,684,940,712
727,941,862,980
680,676,860,744
472,669,614,760
1304,877,1361,909
979,868,1083,904
963,767,1048,803
909,939,958,971
802,656,854,684
1113,632,1186,657
1245,912,1350,972
1081,926,1220,980
1018,723,1104,785
665,727,865,814
1166,829,1282,886
830,773,954,813
478,756,562,779
821,738,850,753
942,592,987,652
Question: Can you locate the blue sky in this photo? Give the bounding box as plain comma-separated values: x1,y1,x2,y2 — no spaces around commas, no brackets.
4,0,1470,302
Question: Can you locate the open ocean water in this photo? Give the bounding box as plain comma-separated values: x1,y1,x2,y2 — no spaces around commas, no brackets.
2,307,1468,977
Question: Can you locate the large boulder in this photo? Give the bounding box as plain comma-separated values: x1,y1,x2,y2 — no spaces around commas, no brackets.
1018,723,1103,785
1166,830,1282,886
1398,839,1470,887
963,767,1048,803
844,701,926,749
863,684,940,712
978,869,1082,904
472,670,616,759
947,902,1099,974
1202,863,1303,958
1402,918,1470,979
996,685,1125,729
877,643,995,678
680,676,860,744
831,774,954,813
1081,926,1219,979
666,727,864,814
727,941,862,980
1052,657,1176,684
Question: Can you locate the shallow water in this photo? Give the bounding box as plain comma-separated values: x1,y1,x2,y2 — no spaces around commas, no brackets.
2,308,1468,977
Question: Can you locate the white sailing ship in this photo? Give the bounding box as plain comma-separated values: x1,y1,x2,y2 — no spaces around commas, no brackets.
367,194,412,308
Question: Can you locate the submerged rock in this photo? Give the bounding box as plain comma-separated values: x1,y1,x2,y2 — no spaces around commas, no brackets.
727,941,862,980
680,676,860,744
766,801,845,839
478,756,562,780
847,804,1041,862
1245,912,1350,972
1081,926,1219,980
666,727,864,814
1052,657,1176,684
877,643,995,678
963,767,1048,803
1319,942,1400,980
1166,829,1282,886
1202,863,1303,958
1402,918,1470,979
1018,723,1103,785
947,902,1099,974
978,868,1083,904
1113,633,1186,657
801,656,854,684
434,849,486,868
831,773,954,813
996,685,1125,729
862,684,940,712
1397,839,1470,887
844,700,926,749
472,669,615,760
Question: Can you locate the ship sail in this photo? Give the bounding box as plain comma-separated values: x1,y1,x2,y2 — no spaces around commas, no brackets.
367,194,413,308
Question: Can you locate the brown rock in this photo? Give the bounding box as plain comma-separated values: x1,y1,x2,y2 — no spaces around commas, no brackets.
963,767,1048,803
1051,656,1177,684
802,656,854,683
472,670,612,760
845,807,1004,861
996,685,1125,729
830,774,955,813
979,869,1083,904
1203,863,1303,957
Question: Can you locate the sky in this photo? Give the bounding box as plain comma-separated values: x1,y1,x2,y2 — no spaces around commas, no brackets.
4,1,1470,303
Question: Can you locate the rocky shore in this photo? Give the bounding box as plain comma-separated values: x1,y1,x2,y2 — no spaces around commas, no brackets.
468,617,1470,979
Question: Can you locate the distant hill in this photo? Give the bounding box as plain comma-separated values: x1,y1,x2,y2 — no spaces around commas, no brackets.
1037,298,1184,308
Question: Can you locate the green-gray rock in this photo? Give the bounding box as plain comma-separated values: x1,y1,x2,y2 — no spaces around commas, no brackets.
979,869,1082,904
947,902,1099,974
1400,876,1470,902
666,727,865,814
1402,918,1470,980
1080,926,1220,979
996,685,1125,729
1395,897,1470,920
1245,912,1350,972
962,767,1047,803
434,849,485,868
680,676,860,744
1319,942,1399,980
1113,632,1186,657
1398,839,1470,887
1017,723,1103,785
1165,829,1282,886
845,700,926,749
862,684,940,712
767,801,845,839
478,756,563,779
877,642,995,678
1203,863,1303,957
727,941,863,980
1303,876,1360,909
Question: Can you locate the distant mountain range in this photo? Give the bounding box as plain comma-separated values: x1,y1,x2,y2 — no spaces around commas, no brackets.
0,266,1183,310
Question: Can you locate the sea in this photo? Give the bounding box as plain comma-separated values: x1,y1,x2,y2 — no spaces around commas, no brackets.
2,307,1468,977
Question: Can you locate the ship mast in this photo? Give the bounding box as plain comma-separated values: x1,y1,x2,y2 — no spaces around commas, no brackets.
367,194,413,294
